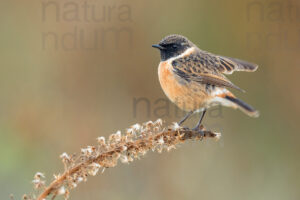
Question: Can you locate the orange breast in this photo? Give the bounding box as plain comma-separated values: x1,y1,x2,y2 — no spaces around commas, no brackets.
158,61,208,111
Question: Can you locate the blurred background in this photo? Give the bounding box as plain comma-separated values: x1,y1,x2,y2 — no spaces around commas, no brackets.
0,0,299,199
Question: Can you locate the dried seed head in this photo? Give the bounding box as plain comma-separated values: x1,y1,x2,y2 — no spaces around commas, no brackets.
145,120,154,128
60,152,71,162
109,130,122,143
34,172,45,179
32,179,45,189
153,126,160,132
214,132,222,140
53,174,61,180
70,181,77,189
81,146,95,156
154,119,163,126
57,186,65,195
32,172,46,189
126,128,134,135
87,163,101,176
120,155,129,164
171,122,181,130
115,131,121,142
96,136,106,145
26,119,220,200
131,123,141,131
77,177,83,183
158,136,164,144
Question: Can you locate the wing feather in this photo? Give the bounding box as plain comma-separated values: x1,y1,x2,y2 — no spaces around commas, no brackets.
171,50,246,92
221,56,258,74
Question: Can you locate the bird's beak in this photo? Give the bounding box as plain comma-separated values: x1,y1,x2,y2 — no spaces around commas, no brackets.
152,44,165,50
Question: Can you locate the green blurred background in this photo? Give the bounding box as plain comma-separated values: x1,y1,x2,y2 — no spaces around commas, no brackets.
0,0,299,199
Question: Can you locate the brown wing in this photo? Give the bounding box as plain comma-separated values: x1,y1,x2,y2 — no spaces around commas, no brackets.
218,56,258,74
171,51,245,92
173,49,258,74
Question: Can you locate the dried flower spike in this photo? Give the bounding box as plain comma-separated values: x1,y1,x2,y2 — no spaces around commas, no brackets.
24,120,220,200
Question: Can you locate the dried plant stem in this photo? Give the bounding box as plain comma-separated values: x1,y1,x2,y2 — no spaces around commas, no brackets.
27,121,220,200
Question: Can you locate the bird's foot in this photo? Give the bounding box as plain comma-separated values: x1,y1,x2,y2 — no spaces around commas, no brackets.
192,125,205,137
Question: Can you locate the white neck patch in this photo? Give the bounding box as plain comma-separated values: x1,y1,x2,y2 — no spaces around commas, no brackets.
166,47,195,64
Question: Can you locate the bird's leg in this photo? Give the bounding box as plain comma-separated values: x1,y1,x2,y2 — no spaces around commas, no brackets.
178,111,194,126
192,109,207,131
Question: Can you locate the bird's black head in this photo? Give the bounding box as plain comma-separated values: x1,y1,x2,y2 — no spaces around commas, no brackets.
152,34,193,61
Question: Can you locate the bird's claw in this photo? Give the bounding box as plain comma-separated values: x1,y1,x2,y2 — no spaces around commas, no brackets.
192,125,205,137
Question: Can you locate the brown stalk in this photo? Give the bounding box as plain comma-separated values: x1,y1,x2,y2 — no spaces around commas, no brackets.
24,121,220,200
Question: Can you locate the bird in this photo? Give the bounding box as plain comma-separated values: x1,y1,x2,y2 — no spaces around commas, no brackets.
152,34,259,130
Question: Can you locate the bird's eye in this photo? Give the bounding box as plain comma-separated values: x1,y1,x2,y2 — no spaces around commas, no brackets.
172,44,179,49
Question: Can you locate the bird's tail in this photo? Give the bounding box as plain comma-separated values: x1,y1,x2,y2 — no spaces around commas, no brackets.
224,95,259,117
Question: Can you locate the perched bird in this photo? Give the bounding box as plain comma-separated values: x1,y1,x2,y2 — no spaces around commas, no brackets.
152,34,259,130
